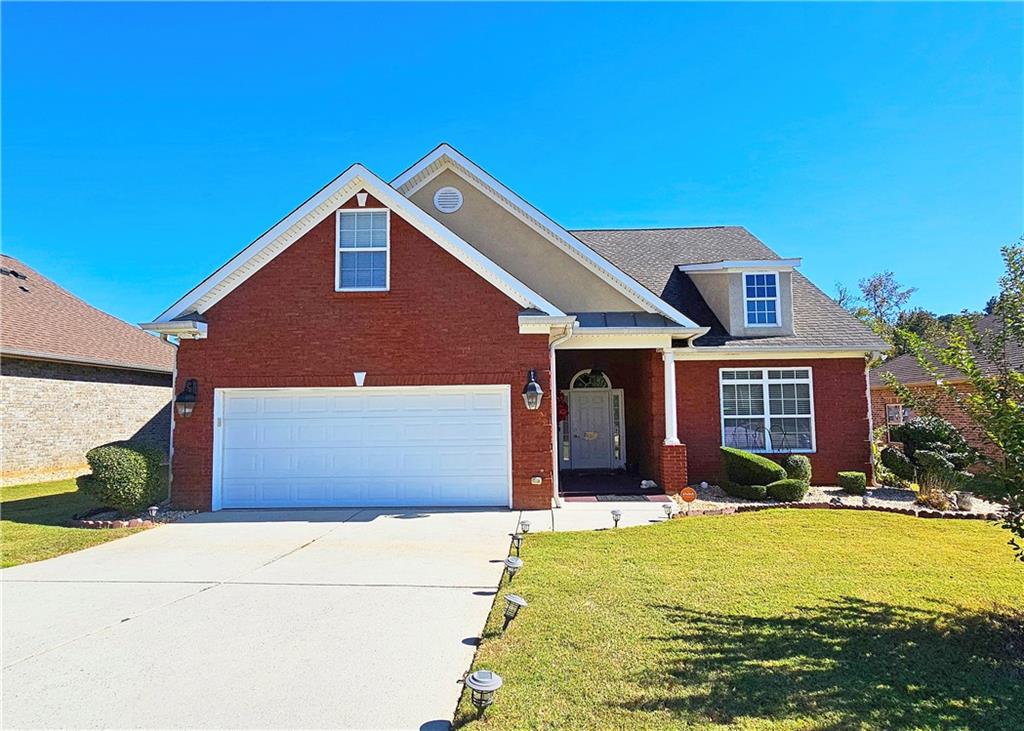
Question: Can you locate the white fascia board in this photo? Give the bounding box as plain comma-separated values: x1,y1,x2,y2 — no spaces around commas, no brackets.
518,314,577,335
679,258,802,273
151,164,562,322
139,321,208,340
672,346,873,361
392,144,700,328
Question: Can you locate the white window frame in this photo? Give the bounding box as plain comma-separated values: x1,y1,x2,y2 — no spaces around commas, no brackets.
335,208,390,292
742,271,781,327
719,367,816,453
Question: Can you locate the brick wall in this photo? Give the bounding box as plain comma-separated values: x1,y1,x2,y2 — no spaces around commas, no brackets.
871,382,999,459
172,192,554,511
677,357,872,486
0,357,172,486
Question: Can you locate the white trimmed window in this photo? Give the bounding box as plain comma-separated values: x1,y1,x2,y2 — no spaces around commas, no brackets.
744,272,779,326
720,368,815,453
336,210,389,291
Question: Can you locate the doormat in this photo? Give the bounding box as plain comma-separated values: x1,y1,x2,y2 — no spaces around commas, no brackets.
595,494,649,502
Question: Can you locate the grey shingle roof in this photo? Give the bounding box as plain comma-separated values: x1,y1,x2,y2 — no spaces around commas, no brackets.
572,226,887,351
571,312,682,329
1,254,175,372
870,315,1023,387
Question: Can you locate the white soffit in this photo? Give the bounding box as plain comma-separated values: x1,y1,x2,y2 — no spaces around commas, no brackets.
151,164,563,322
391,144,700,328
679,259,802,273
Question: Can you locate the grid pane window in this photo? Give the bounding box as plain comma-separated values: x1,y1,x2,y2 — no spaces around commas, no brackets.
721,368,814,452
744,272,779,326
337,211,388,290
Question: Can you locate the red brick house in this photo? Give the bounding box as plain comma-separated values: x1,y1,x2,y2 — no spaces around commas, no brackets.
870,314,1018,458
143,144,885,511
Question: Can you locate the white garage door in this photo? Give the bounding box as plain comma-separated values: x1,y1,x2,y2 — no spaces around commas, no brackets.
214,386,511,509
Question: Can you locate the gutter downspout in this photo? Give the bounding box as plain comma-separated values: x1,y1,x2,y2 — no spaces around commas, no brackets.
548,321,577,508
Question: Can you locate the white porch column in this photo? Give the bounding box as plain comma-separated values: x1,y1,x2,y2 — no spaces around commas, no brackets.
662,349,680,445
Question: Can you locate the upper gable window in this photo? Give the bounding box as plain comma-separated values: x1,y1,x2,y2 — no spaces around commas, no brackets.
744,272,779,326
336,210,389,291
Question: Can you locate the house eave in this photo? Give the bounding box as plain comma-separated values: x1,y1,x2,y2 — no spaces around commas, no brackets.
0,348,174,374
139,321,209,340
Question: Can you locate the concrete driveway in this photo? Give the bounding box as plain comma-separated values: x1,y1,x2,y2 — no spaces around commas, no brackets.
2,508,521,730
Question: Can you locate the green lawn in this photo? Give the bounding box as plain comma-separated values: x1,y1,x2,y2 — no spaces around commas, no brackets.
457,511,1023,730
0,479,146,568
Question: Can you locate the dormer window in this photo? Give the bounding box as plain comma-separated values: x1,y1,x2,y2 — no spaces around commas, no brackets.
744,272,779,326
336,209,389,291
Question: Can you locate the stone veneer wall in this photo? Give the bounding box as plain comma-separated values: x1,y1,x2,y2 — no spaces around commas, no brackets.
1,357,172,486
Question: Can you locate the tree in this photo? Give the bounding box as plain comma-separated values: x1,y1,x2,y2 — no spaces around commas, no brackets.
984,295,998,316
859,271,917,327
893,308,943,356
833,282,857,311
888,242,1024,561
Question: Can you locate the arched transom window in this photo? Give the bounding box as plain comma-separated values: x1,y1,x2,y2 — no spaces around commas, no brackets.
570,369,612,390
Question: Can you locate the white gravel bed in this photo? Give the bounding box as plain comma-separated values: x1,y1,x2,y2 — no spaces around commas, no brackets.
677,482,1005,517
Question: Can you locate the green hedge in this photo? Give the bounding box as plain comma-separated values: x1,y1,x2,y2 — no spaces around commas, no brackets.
78,443,165,514
720,480,768,501
720,447,787,486
767,478,809,502
838,471,867,495
782,454,812,483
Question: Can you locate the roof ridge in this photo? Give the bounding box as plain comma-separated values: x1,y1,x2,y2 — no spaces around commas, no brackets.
570,225,740,232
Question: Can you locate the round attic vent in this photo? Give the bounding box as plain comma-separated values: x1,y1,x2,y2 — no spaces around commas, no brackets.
433,186,464,214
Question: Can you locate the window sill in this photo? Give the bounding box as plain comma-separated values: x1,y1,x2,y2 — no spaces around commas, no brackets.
334,288,389,294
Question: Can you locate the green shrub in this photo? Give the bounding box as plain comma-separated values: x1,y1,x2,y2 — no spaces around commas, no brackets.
720,447,787,486
78,443,165,514
914,449,956,476
880,446,916,481
781,454,812,483
720,480,768,501
890,416,970,461
767,478,809,502
838,471,867,495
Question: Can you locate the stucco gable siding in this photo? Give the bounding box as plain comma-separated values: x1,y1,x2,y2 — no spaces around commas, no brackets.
409,169,641,313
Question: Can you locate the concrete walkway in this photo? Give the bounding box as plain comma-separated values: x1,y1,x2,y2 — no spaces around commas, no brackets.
2,508,520,730
520,497,676,532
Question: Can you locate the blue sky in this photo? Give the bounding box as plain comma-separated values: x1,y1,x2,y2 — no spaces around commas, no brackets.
3,2,1021,325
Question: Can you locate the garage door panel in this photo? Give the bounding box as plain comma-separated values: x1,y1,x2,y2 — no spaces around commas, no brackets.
217,387,511,508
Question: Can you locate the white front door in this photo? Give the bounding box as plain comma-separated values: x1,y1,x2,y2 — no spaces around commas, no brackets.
569,390,613,469
214,385,511,509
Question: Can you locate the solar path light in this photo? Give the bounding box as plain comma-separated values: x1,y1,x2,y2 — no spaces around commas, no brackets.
465,669,503,715
503,555,523,582
611,509,622,528
502,594,528,633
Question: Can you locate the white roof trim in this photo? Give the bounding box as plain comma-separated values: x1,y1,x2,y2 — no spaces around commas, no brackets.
152,164,563,322
679,259,802,273
139,320,208,340
392,144,699,328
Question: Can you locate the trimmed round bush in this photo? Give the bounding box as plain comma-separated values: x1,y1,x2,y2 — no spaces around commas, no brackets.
720,480,768,501
78,443,165,514
781,454,812,483
767,478,809,502
838,471,867,495
880,446,915,481
720,447,787,487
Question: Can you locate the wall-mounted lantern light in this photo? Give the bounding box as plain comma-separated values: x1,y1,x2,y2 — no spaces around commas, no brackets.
522,369,544,410
175,379,199,418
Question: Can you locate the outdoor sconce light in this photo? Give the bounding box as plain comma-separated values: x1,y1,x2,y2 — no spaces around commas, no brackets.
465,669,503,715
611,509,622,528
519,519,531,534
511,533,523,555
663,503,674,519
504,555,523,583
522,369,544,410
175,379,198,418
502,594,528,633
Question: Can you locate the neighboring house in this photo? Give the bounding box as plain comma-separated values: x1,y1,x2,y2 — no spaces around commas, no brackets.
870,314,1019,456
143,144,885,511
1,255,175,486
